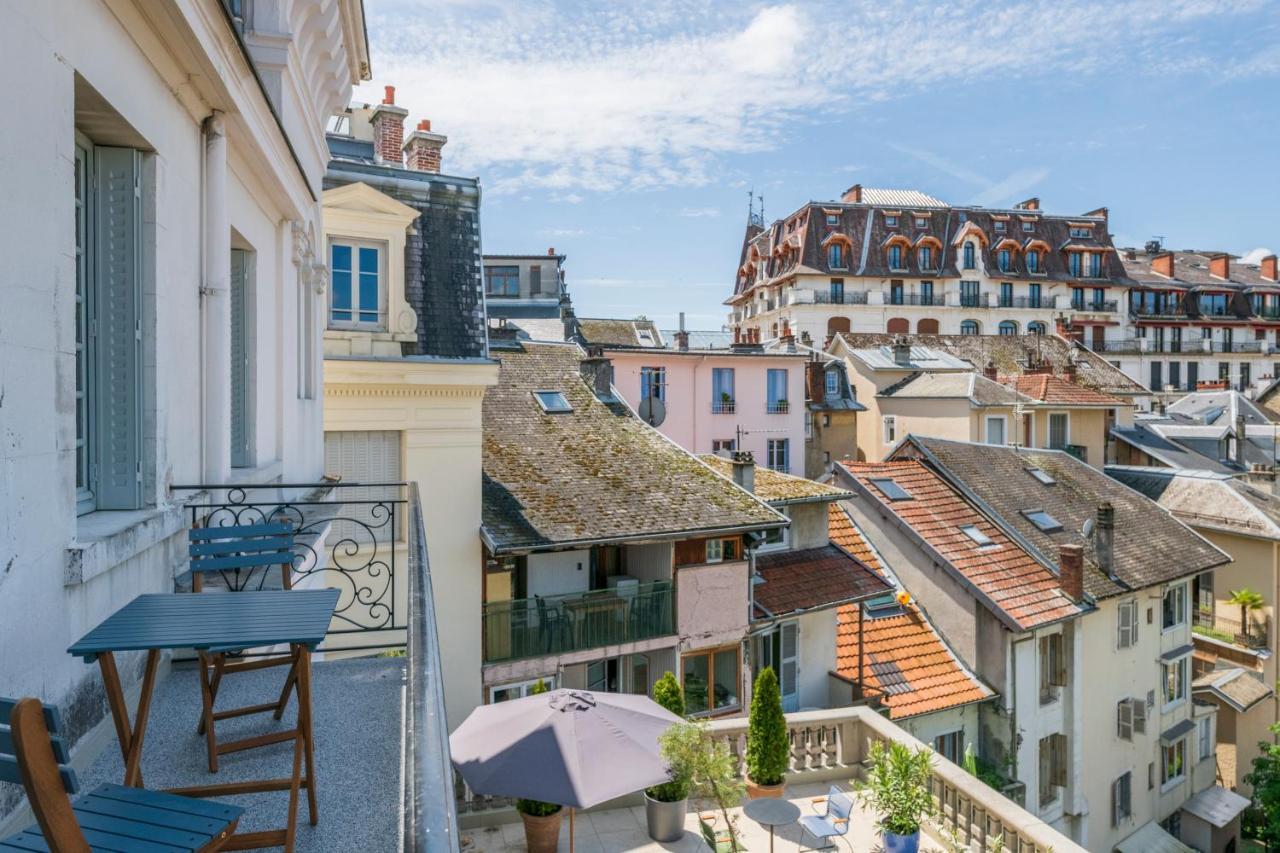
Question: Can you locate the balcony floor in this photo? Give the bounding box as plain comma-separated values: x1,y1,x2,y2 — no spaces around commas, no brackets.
465,783,945,852
77,656,406,852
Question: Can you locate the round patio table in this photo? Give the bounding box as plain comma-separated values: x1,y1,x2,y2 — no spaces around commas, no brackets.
743,797,801,853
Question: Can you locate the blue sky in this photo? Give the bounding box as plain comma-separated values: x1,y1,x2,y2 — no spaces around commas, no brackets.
360,0,1280,330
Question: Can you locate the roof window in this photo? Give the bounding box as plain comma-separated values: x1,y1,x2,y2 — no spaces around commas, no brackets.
533,390,573,413
863,593,906,620
1027,467,1056,485
869,478,912,501
959,524,995,547
1022,509,1064,533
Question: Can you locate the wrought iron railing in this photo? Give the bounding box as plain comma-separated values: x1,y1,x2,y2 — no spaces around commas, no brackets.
1063,444,1087,463
813,290,867,305
766,400,790,414
711,399,736,414
1195,611,1270,650
481,581,675,664
890,293,945,306
960,294,986,308
171,480,408,651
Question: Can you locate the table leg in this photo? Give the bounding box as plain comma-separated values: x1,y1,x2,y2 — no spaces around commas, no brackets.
197,651,219,772
97,649,159,788
296,646,318,825
769,825,774,853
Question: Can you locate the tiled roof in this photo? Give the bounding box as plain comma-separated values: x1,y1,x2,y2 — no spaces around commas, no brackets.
1121,249,1278,292
834,332,1145,396
1193,667,1275,713
573,318,664,348
828,504,995,719
699,455,852,505
998,373,1124,407
481,342,784,552
839,460,1083,630
903,437,1230,599
879,371,1031,407
753,544,890,618
1105,466,1280,540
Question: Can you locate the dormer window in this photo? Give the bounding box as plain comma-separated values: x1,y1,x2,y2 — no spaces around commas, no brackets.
888,245,904,270
994,220,1007,232
330,240,385,329
1070,226,1092,238
998,249,1012,273
963,242,976,270
914,216,928,228
828,243,845,269
885,214,899,227
826,213,839,226
1022,220,1035,232
918,246,934,269
1026,250,1041,273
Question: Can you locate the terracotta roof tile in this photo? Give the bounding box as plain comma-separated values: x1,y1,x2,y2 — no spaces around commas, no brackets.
753,544,890,617
828,504,994,719
839,460,1083,630
700,455,852,505
998,373,1124,407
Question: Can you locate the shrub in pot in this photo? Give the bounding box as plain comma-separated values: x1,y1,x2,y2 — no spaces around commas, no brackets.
745,666,788,798
857,740,935,853
515,799,563,853
645,672,691,841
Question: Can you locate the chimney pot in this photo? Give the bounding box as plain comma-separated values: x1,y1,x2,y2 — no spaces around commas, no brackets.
417,119,431,131
1152,252,1175,278
841,184,863,204
674,330,689,352
1058,543,1084,602
730,451,756,494
403,119,446,173
371,87,410,167
383,85,396,104
548,247,556,256
891,336,911,366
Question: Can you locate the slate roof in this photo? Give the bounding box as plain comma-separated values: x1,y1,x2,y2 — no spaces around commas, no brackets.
481,342,785,552
1121,248,1279,292
1111,416,1280,474
1256,379,1280,423
829,504,995,719
699,455,852,505
838,459,1084,630
847,345,971,372
879,371,1030,407
661,329,735,350
834,332,1146,397
900,437,1230,599
1105,466,1280,540
998,373,1124,407
1166,389,1270,426
752,545,890,618
1193,667,1275,713
573,318,665,348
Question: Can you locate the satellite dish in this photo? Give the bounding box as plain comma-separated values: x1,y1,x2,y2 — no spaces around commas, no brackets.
1081,517,1095,540
639,396,667,427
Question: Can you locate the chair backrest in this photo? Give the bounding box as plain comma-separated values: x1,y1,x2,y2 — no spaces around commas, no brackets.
1,696,86,850
826,785,854,821
189,522,296,588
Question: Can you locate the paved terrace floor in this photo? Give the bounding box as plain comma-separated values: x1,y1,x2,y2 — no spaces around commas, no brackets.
464,783,946,853
78,657,405,852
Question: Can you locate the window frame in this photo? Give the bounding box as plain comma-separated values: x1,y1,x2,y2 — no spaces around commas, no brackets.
1117,599,1139,648
682,645,741,716
640,366,666,402
329,237,388,330
1048,412,1070,450
1162,583,1187,631
1112,771,1132,827
1163,655,1188,709
1161,737,1186,788
985,415,1007,445
484,264,521,297
933,730,964,764
1198,716,1213,762
766,437,790,472
882,415,897,445
74,138,96,514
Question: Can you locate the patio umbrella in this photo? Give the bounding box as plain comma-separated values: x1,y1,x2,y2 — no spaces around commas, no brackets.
450,689,682,851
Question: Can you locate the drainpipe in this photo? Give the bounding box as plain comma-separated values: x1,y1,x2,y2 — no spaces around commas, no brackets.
202,112,231,485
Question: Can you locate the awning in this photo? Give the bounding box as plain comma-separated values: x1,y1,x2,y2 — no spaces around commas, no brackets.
1161,718,1196,744
1181,785,1251,828
1114,821,1195,853
1161,643,1194,662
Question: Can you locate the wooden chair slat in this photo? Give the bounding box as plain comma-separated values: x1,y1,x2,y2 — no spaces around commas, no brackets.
188,551,293,573
86,784,243,824
0,726,70,765
0,699,61,733
73,810,206,849
77,825,186,853
188,536,294,557
188,522,293,540
0,832,52,851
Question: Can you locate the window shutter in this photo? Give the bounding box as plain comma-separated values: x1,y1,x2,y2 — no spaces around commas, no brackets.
1118,602,1132,648
1117,700,1132,740
1039,740,1050,794
323,430,402,541
1111,778,1120,827
1051,634,1067,686
1132,698,1146,735
230,249,250,468
1051,734,1068,787
1121,773,1131,820
93,146,143,510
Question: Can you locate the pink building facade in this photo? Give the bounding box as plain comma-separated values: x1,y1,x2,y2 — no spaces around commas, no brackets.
604,348,808,475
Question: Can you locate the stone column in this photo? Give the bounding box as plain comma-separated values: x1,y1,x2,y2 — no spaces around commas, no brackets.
203,112,231,484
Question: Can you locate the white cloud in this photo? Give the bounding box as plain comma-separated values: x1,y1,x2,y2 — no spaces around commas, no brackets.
1242,247,1276,264
677,207,722,218
364,0,1275,194
537,227,586,237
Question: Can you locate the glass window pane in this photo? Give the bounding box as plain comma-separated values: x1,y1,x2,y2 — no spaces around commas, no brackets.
683,655,709,714
713,651,738,709
359,272,379,322
331,243,352,272
332,271,351,309
358,246,378,275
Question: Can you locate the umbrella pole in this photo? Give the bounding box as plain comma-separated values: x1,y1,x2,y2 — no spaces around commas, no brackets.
569,807,575,853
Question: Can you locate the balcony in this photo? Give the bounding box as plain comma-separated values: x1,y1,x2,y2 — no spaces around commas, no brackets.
811,290,867,305
481,581,675,664
1194,611,1270,651
1070,300,1119,313
1131,305,1189,320
711,399,736,414
457,706,1086,852
767,400,790,414
888,293,945,307
1211,340,1264,353
959,294,987,309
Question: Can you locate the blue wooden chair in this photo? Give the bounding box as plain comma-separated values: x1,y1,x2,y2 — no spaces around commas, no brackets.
0,696,242,852
798,786,853,850
188,522,300,772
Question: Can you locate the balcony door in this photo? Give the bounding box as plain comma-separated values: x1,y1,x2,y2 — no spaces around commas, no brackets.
756,621,799,711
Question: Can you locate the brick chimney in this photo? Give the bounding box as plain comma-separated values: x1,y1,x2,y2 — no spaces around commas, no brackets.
1262,255,1279,282
806,361,825,402
548,247,557,256
983,360,998,381
730,451,756,493
371,85,409,166
1084,206,1108,222
1058,543,1084,602
403,118,447,173
1015,197,1040,211
1234,413,1248,465
1062,361,1078,382
579,345,612,399
1209,253,1231,280
841,184,863,204
1151,252,1175,278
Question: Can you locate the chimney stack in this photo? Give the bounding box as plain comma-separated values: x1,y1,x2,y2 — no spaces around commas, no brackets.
1058,543,1084,602
370,86,409,166
579,345,613,399
892,336,912,366
674,312,689,351
983,360,998,381
1235,413,1248,465
1151,252,1175,278
841,184,863,204
1209,253,1231,280
1262,255,1279,283
1015,197,1040,211
548,247,557,256
730,451,756,494
403,118,447,173
1095,502,1116,580
806,361,825,402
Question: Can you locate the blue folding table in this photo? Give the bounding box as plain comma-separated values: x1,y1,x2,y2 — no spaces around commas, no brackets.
68,589,340,852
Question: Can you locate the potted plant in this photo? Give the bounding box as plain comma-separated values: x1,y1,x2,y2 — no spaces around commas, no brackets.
645,672,691,842
857,740,936,853
516,679,563,853
659,721,746,851
744,666,789,798
720,391,734,410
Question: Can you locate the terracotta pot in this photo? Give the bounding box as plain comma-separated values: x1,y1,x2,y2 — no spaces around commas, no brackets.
745,778,785,799
520,809,562,853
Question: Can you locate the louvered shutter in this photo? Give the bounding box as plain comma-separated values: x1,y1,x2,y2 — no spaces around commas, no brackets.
1051,734,1068,787
324,430,402,541
1117,700,1132,740
1111,778,1120,827
230,249,250,468
1132,698,1147,734
1118,602,1132,648
779,621,799,712
93,147,142,510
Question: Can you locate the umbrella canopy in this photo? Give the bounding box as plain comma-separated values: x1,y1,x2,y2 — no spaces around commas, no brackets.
450,689,682,808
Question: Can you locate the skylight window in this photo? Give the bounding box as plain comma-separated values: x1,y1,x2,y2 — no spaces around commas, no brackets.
863,593,905,620
533,391,572,413
869,478,912,501
1022,509,1064,533
1027,467,1056,485
959,524,994,547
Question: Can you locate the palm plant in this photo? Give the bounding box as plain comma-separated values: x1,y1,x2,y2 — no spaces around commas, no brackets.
1229,588,1266,639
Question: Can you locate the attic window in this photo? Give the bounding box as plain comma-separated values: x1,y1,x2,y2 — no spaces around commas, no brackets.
994,220,1007,232
826,213,839,226
869,478,912,501
863,593,906,620
1070,226,1092,238
914,216,928,228
635,328,656,346
885,214,899,228
1027,467,1057,486
1022,220,1035,232
1022,509,1064,533
959,524,995,547
533,391,572,413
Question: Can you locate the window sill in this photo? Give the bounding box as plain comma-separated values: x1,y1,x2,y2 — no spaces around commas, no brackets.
66,502,190,586
1159,776,1185,795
